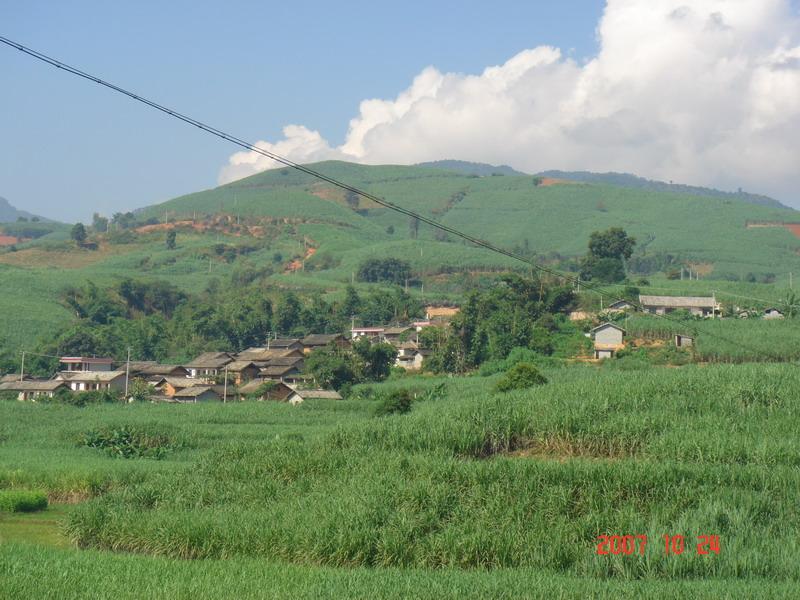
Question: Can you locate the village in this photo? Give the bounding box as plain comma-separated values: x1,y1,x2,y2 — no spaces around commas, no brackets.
0,294,787,403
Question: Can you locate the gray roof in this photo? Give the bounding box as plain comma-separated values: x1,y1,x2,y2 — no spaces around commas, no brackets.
56,371,126,382
135,364,188,376
289,389,342,400
225,361,260,372
0,374,31,383
172,386,219,399
0,380,68,392
236,348,301,362
383,326,411,336
151,377,206,389
590,322,626,333
266,338,302,348
238,380,292,395
301,334,346,346
185,352,233,369
260,364,301,377
639,295,717,308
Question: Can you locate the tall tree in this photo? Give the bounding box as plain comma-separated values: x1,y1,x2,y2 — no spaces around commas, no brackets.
166,230,177,250
70,222,87,246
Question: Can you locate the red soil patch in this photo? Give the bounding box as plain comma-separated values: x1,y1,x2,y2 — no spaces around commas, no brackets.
284,245,317,272
784,224,800,238
538,177,567,187
0,235,21,246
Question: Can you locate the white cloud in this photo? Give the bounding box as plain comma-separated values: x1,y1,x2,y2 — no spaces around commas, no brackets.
219,0,800,203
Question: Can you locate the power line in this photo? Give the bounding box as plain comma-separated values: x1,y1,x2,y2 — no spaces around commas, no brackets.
0,35,794,364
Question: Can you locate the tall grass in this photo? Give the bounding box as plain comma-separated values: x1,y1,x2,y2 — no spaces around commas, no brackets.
58,365,800,580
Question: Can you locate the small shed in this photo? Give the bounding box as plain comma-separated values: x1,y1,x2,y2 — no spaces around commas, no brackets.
763,308,785,320
590,323,626,359
287,389,342,406
606,300,634,313
674,334,694,348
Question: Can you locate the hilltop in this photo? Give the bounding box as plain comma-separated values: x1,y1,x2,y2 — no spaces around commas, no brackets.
537,170,788,209
416,160,528,177
0,197,45,223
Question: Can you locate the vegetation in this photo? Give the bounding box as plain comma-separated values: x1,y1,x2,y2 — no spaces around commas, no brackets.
0,489,48,513
494,362,548,392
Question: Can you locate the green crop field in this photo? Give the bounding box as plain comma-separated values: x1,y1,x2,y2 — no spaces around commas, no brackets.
1,364,799,597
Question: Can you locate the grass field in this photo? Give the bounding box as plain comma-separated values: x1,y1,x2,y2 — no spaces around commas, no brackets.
1,364,798,596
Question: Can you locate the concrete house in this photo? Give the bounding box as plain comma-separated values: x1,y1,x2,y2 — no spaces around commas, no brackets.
59,356,114,373
55,370,127,392
287,389,342,406
591,323,626,359
184,352,233,379
0,380,69,401
237,380,294,401
639,295,719,317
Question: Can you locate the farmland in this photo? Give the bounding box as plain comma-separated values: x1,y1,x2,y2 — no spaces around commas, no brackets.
2,364,799,597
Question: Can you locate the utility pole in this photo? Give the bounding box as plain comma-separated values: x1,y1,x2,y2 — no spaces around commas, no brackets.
124,347,131,399
19,351,25,382
791,272,793,290
266,333,271,350
223,365,228,403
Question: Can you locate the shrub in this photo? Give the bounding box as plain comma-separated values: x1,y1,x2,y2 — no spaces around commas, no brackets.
0,489,48,513
374,389,413,417
80,425,175,459
494,363,548,392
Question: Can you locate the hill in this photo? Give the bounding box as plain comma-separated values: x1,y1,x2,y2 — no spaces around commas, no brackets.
416,159,527,177
0,197,44,223
537,170,788,209
2,160,800,350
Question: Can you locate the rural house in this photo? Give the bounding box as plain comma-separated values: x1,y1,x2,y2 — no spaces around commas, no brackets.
265,338,304,351
639,295,719,317
0,380,69,401
394,342,431,371
590,323,626,359
382,326,412,344
133,364,190,378
172,386,221,403
425,306,460,321
237,380,293,401
350,327,385,341
258,364,305,384
55,370,127,392
150,377,208,397
59,356,114,373
301,333,351,353
287,389,342,406
674,334,694,348
224,361,261,384
184,352,233,379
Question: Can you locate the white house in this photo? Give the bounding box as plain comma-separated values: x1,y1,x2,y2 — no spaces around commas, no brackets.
590,323,626,359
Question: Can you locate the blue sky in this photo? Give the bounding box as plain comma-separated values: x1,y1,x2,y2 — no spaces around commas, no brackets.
0,1,604,221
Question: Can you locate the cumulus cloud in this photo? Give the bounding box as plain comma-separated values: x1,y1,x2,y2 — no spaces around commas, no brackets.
219,0,800,203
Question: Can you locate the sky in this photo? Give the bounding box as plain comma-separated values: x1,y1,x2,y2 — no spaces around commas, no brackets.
1,1,799,222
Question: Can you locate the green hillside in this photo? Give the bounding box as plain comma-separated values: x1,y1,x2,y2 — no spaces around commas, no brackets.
2,160,799,351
